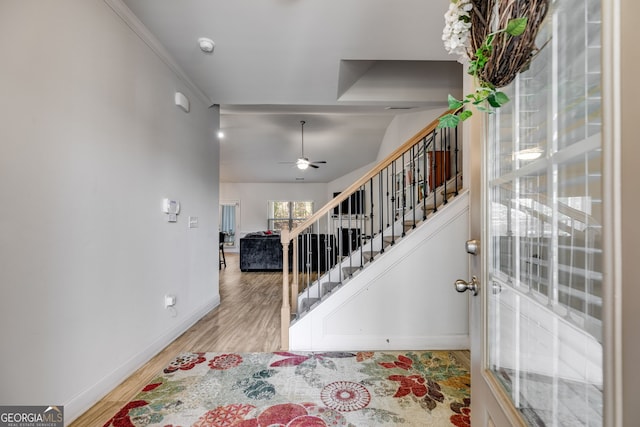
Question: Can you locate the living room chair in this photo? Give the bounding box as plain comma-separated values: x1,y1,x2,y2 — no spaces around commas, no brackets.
219,232,227,269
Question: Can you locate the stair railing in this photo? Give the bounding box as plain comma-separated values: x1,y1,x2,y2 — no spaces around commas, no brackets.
279,109,462,349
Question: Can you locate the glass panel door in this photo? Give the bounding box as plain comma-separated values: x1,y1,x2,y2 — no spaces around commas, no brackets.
486,0,603,424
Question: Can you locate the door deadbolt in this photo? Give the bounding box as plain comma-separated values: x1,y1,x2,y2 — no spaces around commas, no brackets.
465,239,479,255
454,276,479,296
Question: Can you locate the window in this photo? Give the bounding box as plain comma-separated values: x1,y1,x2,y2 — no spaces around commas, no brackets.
486,0,603,424
267,201,314,231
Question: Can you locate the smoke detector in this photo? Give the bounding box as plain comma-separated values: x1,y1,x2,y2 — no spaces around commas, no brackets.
198,37,215,54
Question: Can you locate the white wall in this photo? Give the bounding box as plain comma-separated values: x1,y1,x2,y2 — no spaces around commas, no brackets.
376,109,444,161
326,161,376,200
220,182,329,250
0,1,220,423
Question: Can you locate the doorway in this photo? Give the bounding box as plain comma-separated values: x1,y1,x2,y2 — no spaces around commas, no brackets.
220,201,240,249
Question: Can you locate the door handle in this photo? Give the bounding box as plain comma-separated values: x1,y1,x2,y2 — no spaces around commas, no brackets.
454,276,479,296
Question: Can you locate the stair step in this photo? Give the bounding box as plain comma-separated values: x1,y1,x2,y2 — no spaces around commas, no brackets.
379,236,396,250
322,281,341,295
300,297,319,312
362,251,379,262
342,266,361,277
403,221,417,230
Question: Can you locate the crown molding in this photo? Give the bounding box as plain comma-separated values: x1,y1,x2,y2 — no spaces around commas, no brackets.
103,0,213,108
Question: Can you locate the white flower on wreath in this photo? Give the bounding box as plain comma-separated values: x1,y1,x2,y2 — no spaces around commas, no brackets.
442,0,472,64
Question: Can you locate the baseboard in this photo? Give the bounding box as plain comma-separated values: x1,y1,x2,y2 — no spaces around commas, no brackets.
64,295,220,425
290,334,469,352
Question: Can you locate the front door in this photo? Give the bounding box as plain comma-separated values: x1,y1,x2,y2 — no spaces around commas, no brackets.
465,0,604,425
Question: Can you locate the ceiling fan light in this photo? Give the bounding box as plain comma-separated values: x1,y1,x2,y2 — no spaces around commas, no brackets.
297,159,310,170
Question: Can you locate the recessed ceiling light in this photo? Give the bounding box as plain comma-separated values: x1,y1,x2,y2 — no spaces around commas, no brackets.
217,131,224,139
198,37,215,54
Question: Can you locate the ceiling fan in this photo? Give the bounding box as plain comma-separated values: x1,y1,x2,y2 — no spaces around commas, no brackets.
281,120,327,170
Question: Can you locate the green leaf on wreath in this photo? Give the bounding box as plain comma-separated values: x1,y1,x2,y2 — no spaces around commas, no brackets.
447,94,464,110
494,91,509,105
459,110,473,121
506,17,528,36
437,114,460,129
487,93,501,108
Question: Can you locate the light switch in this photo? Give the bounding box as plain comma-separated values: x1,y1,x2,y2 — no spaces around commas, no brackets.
189,216,199,228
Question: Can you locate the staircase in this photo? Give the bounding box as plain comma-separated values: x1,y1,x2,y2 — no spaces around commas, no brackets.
278,110,467,350
294,173,464,318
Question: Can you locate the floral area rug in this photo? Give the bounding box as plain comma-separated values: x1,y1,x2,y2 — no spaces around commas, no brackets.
104,351,470,427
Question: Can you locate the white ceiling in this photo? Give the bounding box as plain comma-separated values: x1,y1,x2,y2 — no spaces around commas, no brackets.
121,0,462,183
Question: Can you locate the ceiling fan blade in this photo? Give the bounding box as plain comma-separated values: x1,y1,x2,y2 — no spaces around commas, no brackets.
309,163,319,169
310,160,327,164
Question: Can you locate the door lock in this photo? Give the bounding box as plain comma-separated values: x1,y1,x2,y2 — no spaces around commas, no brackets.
454,276,479,296
465,239,480,255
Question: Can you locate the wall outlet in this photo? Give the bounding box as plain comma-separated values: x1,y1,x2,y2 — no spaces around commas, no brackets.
164,294,176,308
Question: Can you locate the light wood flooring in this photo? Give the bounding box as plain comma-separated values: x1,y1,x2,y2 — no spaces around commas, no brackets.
70,253,282,426
70,253,470,426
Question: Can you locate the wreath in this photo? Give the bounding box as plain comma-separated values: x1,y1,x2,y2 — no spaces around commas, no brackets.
439,0,550,128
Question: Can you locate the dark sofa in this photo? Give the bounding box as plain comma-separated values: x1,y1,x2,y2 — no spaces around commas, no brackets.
239,232,336,272
239,233,282,271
